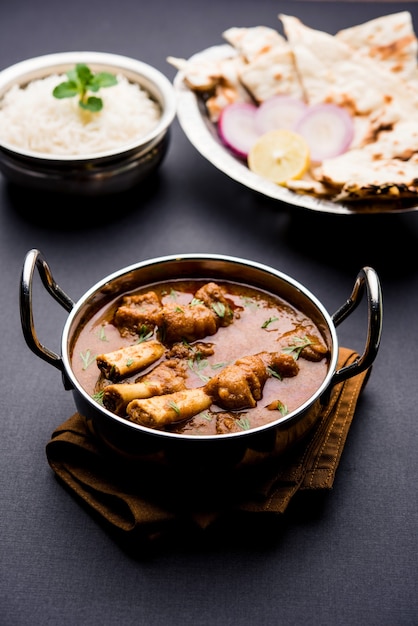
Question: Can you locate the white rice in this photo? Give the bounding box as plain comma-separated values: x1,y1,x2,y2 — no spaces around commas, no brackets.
0,73,162,156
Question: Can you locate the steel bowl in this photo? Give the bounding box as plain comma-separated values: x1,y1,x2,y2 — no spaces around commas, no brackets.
20,250,382,472
0,52,176,195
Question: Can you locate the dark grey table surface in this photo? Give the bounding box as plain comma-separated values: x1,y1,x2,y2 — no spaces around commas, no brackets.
1,1,417,625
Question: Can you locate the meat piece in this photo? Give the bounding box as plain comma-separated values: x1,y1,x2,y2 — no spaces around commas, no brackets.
126,388,212,429
280,331,329,362
216,413,247,434
102,359,187,415
299,334,329,362
205,353,268,410
135,358,187,386
194,282,235,327
166,341,215,360
112,283,236,346
160,301,218,344
266,400,289,417
113,291,163,337
268,352,299,377
205,350,300,412
96,340,165,381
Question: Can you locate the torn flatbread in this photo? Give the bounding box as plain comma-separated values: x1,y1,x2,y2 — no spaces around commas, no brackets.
315,121,418,200
167,50,251,122
335,11,418,83
167,52,244,93
239,44,303,103
279,13,418,147
365,121,418,161
222,26,285,62
222,26,304,103
317,149,418,200
285,177,335,198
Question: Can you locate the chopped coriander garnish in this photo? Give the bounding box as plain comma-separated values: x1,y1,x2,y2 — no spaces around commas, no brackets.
262,316,279,329
211,301,226,318
275,401,288,416
241,296,259,309
282,335,313,360
93,390,104,404
237,416,251,431
136,326,153,343
211,361,228,370
188,354,211,383
190,298,204,306
80,349,96,370
168,401,180,415
267,365,282,380
97,325,108,341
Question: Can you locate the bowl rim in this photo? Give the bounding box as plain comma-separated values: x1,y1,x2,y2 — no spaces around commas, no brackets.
0,51,177,162
60,253,340,442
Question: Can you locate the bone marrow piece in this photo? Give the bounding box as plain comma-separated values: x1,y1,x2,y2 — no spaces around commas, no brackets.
102,359,187,415
96,340,165,381
72,279,330,435
127,388,212,428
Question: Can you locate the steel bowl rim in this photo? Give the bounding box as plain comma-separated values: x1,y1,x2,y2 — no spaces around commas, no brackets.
60,253,339,443
0,51,177,162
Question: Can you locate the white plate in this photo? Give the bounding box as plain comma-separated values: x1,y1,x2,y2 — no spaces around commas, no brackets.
174,44,418,216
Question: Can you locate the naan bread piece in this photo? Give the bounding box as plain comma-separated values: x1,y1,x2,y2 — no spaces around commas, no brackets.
168,55,222,92
168,52,251,122
205,83,249,123
335,11,418,83
366,121,418,161
293,120,418,202
202,55,253,122
317,149,418,201
223,25,303,103
335,177,418,202
239,44,304,103
222,26,285,62
167,52,244,93
285,177,335,198
278,14,418,147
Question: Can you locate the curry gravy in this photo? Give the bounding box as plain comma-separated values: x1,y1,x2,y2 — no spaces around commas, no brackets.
71,279,330,435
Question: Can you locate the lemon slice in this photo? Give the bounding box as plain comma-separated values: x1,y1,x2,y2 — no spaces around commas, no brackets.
248,129,310,185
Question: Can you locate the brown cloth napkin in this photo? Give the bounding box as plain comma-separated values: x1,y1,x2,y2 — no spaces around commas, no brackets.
46,348,370,547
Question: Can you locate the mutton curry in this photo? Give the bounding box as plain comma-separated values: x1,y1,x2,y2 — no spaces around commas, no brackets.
71,279,330,435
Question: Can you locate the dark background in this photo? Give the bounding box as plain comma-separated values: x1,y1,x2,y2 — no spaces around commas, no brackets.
1,2,417,624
